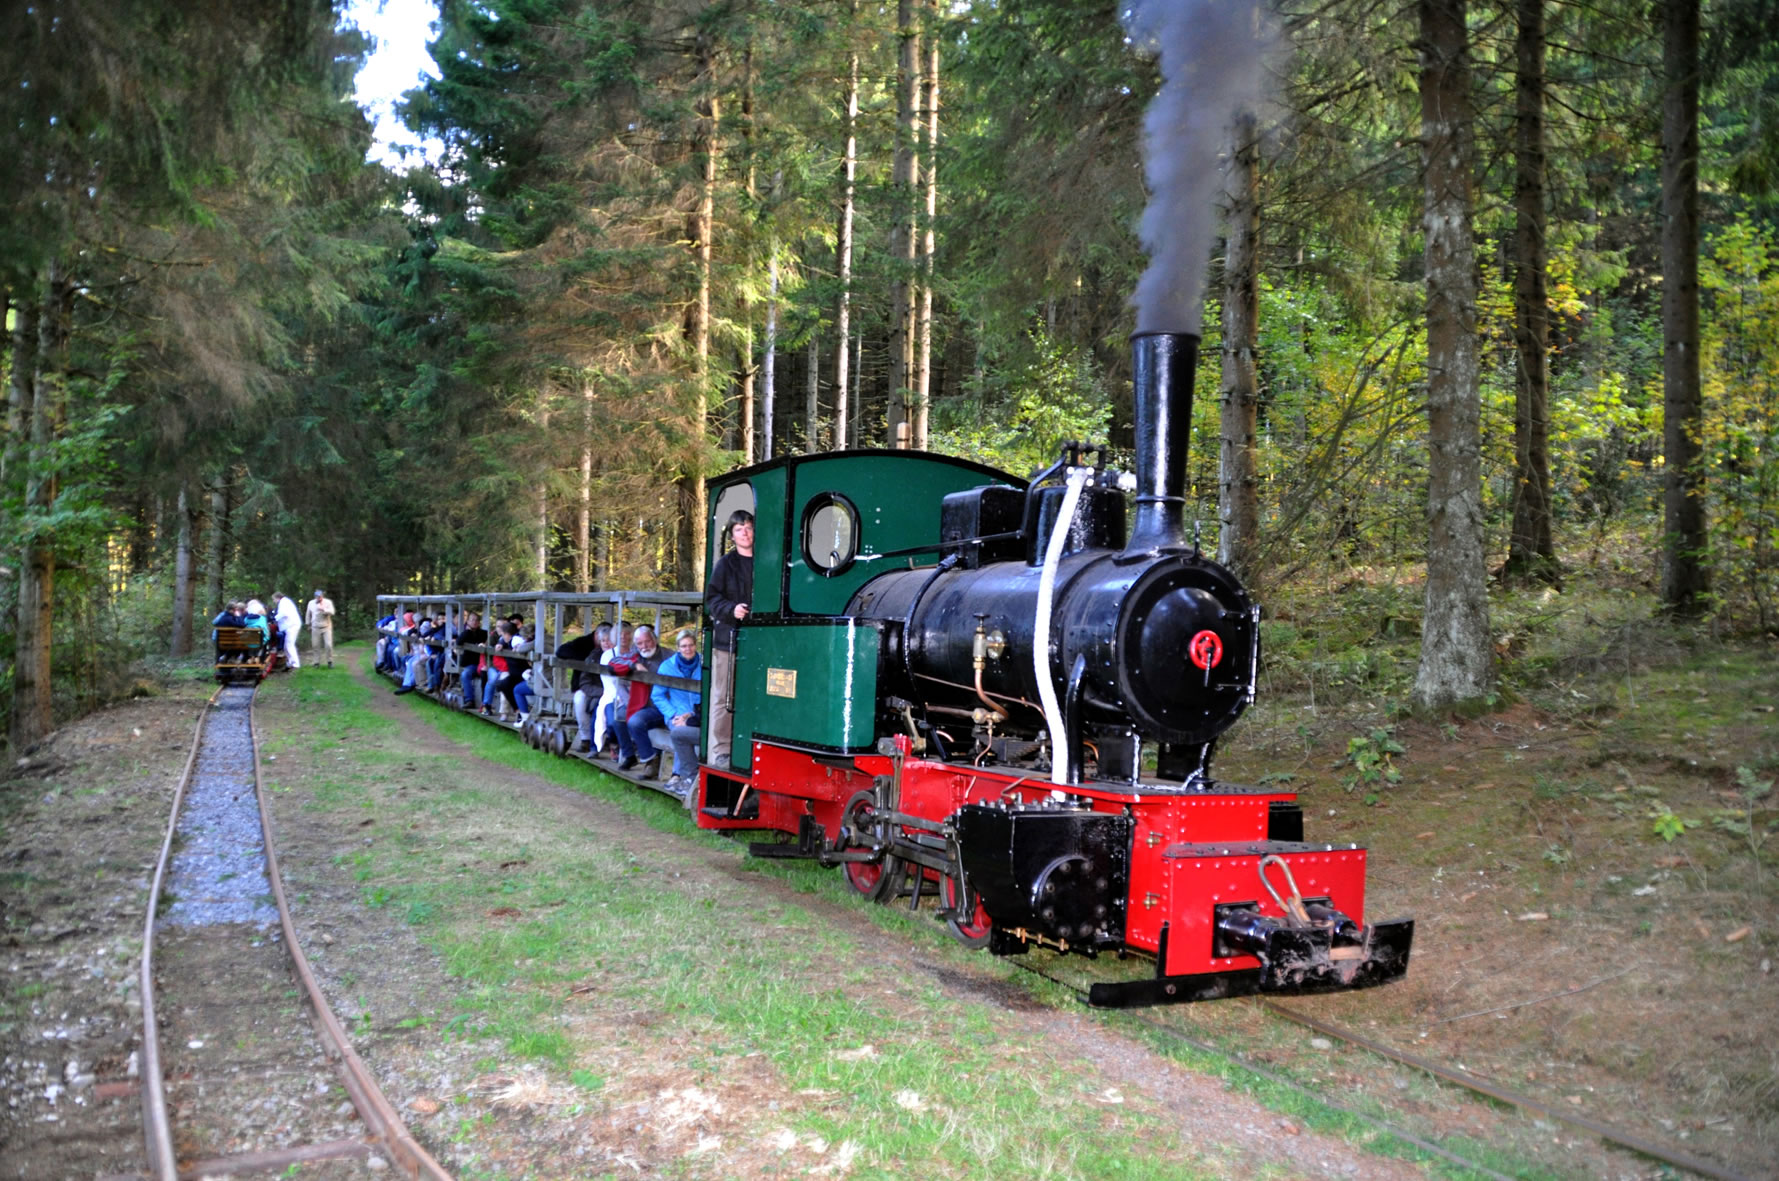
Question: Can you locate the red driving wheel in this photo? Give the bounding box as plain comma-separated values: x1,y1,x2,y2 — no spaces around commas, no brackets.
941,873,992,949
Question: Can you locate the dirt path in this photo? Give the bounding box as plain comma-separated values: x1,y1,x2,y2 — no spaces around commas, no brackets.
0,661,1698,1179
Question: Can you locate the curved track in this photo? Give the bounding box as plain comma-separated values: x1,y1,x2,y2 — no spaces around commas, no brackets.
138,685,451,1181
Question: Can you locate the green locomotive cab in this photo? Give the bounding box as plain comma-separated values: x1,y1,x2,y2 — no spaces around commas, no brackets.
704,451,1024,773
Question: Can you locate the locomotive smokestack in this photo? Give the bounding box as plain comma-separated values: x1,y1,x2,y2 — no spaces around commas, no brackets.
1122,332,1198,558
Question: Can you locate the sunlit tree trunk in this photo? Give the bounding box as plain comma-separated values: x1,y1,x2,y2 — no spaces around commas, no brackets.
535,401,550,587
577,382,593,595
914,0,940,451
738,45,757,466
1661,0,1707,614
1505,0,1559,586
1218,109,1261,581
678,39,718,590
763,249,778,459
887,0,920,448
833,15,859,452
805,332,820,452
1413,0,1494,711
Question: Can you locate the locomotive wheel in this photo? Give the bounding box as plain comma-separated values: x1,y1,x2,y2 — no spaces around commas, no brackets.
838,789,903,903
941,873,993,949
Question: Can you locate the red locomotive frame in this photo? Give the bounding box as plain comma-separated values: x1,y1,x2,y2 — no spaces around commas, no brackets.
691,735,1411,1007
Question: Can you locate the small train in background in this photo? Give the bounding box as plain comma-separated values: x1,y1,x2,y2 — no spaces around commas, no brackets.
213,627,277,685
379,331,1413,1007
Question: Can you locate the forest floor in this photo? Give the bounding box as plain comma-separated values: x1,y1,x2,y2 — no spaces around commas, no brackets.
0,605,1773,1179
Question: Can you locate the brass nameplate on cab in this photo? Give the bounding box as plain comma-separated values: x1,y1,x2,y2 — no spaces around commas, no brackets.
766,668,798,698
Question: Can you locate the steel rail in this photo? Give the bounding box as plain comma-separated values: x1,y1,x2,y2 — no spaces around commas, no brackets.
137,687,452,1181
245,691,454,1181
138,685,221,1181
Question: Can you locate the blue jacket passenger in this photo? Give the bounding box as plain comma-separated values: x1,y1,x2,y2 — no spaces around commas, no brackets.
651,650,702,721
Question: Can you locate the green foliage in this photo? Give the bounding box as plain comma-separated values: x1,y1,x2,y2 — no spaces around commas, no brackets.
931,325,1113,476
1342,727,1404,797
1700,217,1779,631
1646,801,1701,843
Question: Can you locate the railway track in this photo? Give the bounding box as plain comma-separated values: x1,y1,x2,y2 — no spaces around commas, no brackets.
1003,956,1759,1181
136,684,450,1180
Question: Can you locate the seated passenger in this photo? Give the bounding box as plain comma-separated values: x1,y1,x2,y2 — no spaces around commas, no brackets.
241,600,272,663
375,612,400,671
615,625,664,776
597,621,635,759
645,628,703,797
212,601,248,660
394,613,443,694
425,611,451,690
457,611,487,707
507,625,536,722
556,622,608,754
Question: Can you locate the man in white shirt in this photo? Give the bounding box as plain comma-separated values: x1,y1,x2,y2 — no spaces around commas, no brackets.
273,592,303,670
305,590,336,667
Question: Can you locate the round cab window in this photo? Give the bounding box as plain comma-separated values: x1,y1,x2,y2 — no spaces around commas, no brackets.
802,495,858,575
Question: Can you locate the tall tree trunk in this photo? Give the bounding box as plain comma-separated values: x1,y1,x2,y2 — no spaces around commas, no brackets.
1218,109,1262,581
578,383,593,593
834,15,859,453
1661,0,1707,614
535,401,550,587
853,332,865,445
738,43,757,466
1413,0,1494,712
763,250,778,458
806,331,821,452
887,0,920,449
914,0,941,451
1504,0,1559,586
3,295,36,500
8,281,50,751
16,269,70,746
205,476,229,616
678,44,719,591
170,483,195,658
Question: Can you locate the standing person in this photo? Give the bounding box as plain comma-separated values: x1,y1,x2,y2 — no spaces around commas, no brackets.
305,589,336,667
704,510,754,768
272,592,303,670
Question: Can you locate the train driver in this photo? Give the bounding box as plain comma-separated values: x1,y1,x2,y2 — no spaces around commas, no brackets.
705,509,753,769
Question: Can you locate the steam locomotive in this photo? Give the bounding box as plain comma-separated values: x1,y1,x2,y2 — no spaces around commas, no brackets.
686,332,1413,1006
380,331,1412,1006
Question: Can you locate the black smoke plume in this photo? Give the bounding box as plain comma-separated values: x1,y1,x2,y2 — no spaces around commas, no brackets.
1121,0,1275,335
